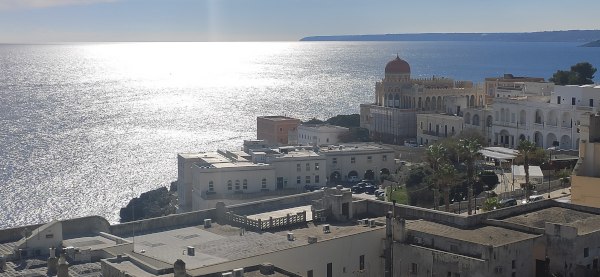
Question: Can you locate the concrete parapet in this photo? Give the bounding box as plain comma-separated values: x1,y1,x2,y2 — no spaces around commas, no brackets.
110,209,215,237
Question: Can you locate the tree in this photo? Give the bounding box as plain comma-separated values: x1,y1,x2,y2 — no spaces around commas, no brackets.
571,62,597,84
550,62,597,85
426,144,448,210
435,162,459,212
517,140,538,198
458,139,482,215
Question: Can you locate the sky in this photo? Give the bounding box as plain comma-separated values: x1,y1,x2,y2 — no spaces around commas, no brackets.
1,0,600,43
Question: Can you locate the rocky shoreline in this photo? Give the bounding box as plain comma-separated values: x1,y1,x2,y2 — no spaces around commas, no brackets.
119,182,178,222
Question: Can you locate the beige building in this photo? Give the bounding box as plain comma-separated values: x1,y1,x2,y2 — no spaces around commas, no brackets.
484,74,549,98
416,113,465,145
360,55,483,144
257,116,301,145
571,113,600,208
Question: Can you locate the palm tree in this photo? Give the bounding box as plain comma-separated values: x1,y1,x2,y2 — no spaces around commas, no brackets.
517,140,537,198
426,144,447,210
458,139,482,215
436,162,459,212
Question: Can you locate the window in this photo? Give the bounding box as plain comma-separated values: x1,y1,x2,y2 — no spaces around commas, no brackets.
585,247,589,258
382,155,387,161
512,260,516,269
315,175,320,183
326,138,329,143
297,163,301,172
327,263,332,277
359,255,365,270
235,180,240,190
306,176,311,184
227,180,232,190
306,163,310,171
572,97,576,105
208,181,214,192
332,158,337,165
45,234,53,239
261,178,267,189
297,176,301,184
411,263,418,274
590,99,595,107
351,157,356,164
512,273,516,277
307,270,313,277
243,179,248,190
494,267,503,273
557,96,561,104
315,163,320,170
367,156,372,163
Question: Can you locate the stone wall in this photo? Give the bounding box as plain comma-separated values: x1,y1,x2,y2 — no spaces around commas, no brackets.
110,209,215,237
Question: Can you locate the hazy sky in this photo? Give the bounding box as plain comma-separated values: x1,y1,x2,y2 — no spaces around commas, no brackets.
1,0,599,42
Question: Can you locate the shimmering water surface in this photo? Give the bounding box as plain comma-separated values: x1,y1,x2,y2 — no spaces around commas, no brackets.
1,41,599,228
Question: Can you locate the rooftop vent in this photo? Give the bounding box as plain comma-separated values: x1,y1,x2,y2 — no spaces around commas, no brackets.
287,232,295,241
204,219,212,228
222,272,233,277
308,236,318,244
369,219,376,228
362,219,369,226
187,246,195,256
323,224,331,234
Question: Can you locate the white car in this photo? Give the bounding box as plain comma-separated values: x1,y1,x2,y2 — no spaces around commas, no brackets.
528,195,545,202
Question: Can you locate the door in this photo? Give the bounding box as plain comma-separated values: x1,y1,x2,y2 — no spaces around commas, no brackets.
277,177,284,189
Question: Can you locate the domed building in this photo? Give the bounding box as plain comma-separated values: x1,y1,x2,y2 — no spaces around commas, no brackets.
360,55,484,144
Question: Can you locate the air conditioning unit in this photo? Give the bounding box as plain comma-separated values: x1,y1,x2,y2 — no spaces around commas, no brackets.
369,219,376,228
308,236,318,244
362,219,369,226
204,219,212,228
287,232,295,241
323,224,331,233
222,272,233,277
233,268,244,277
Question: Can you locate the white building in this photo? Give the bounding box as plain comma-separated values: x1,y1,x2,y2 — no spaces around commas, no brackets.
177,150,276,212
178,143,396,212
488,85,600,149
297,124,349,146
268,149,327,190
319,143,396,183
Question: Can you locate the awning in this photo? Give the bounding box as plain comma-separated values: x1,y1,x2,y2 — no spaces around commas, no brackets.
479,149,517,161
512,165,544,178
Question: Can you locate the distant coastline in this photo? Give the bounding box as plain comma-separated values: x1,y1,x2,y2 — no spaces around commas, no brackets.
300,30,600,42
581,40,600,47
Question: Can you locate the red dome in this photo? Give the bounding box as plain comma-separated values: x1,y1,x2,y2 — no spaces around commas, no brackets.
385,55,410,74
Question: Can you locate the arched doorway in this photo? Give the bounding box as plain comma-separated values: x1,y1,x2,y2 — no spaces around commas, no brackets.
364,170,375,180
348,170,359,180
330,171,341,185
534,132,543,148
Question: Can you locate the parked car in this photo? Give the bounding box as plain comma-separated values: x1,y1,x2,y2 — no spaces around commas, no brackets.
528,194,545,202
498,198,517,208
304,185,324,192
364,185,377,194
374,189,385,197
351,185,364,194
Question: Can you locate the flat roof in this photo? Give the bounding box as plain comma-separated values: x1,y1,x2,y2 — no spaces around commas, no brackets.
319,143,393,153
502,207,598,229
258,116,300,121
127,220,384,271
406,220,538,246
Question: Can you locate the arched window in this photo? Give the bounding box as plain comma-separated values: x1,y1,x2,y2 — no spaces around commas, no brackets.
261,178,267,189
208,181,214,192
227,180,232,191
235,180,240,190
243,179,248,190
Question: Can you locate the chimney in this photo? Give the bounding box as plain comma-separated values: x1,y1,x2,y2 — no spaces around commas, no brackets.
174,259,186,277
57,253,69,277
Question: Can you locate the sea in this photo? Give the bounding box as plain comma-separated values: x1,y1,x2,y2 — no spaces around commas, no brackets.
1,41,599,229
